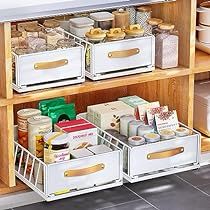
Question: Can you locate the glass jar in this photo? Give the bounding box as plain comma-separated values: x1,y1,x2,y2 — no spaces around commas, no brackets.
126,7,137,25
25,25,42,38
56,38,75,49
136,6,152,34
43,19,65,46
147,18,163,35
155,23,179,69
26,37,46,50
35,44,55,52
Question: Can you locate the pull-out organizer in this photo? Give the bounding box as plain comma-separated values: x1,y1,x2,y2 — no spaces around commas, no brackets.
13,30,85,93
14,127,123,201
78,113,201,183
71,33,155,80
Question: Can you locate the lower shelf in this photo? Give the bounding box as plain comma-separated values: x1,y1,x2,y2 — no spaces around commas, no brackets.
0,179,28,196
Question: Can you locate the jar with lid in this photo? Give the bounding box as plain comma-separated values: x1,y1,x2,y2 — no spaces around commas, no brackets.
25,25,42,38
85,28,106,43
155,23,179,69
136,6,152,34
90,12,114,30
147,18,163,35
112,9,130,29
35,44,55,52
56,38,76,49
43,19,65,46
44,132,70,164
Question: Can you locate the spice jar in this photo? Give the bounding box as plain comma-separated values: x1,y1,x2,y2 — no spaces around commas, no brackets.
126,7,137,25
112,9,130,29
35,44,55,52
128,136,145,146
159,129,176,140
25,25,42,38
147,18,163,35
106,28,126,41
144,133,160,143
175,127,190,137
11,31,22,49
155,23,179,69
85,28,106,43
70,17,94,37
56,38,75,49
90,12,114,30
125,24,144,38
44,132,70,164
43,20,64,46
136,6,152,34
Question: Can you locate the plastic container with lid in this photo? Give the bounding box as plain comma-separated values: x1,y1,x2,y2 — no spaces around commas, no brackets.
136,6,152,34
144,133,160,143
44,132,70,164
128,120,144,137
69,17,94,37
175,127,190,137
90,12,114,30
155,23,179,69
159,129,176,140
147,18,163,35
128,136,145,146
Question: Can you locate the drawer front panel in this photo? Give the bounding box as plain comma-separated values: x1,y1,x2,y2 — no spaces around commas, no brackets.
93,36,154,74
17,47,83,86
129,136,198,177
46,151,120,196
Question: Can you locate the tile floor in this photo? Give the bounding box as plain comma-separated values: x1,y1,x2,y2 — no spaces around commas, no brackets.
9,165,210,210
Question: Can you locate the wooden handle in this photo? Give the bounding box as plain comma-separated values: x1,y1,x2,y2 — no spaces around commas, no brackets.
108,48,140,58
147,147,184,160
34,59,68,70
64,163,105,177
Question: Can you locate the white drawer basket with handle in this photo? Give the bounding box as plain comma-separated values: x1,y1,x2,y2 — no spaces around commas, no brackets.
78,113,201,183
13,30,85,93
14,126,123,201
72,33,155,80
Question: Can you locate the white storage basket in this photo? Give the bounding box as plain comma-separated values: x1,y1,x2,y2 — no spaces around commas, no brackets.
78,113,201,183
14,126,123,201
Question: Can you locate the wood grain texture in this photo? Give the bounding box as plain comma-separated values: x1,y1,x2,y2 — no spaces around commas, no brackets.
0,106,15,187
195,72,210,81
194,50,210,74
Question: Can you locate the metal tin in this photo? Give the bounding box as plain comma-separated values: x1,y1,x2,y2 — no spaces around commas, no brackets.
128,136,145,146
17,108,41,149
28,116,52,158
137,125,154,137
159,129,176,140
175,127,190,137
120,114,135,137
144,133,160,143
128,120,145,137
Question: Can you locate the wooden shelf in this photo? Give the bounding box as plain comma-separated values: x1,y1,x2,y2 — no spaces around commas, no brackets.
0,67,190,107
201,135,210,153
194,50,210,74
0,179,28,196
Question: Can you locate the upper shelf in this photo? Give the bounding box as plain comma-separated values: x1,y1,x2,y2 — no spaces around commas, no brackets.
0,0,175,23
194,50,210,74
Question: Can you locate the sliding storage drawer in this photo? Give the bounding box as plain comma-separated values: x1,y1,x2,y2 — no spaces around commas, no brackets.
13,31,85,93
75,34,155,80
14,127,123,201
78,113,201,183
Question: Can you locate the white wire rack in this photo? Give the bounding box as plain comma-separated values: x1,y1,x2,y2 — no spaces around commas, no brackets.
14,126,123,201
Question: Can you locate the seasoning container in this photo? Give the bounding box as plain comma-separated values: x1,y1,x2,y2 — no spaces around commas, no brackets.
69,17,94,37
28,116,52,158
136,6,152,34
70,148,94,159
147,18,163,35
90,12,114,30
11,31,23,49
144,133,160,143
137,125,154,137
87,145,112,155
155,23,179,69
126,7,137,25
159,129,176,140
125,24,144,38
56,38,75,49
112,9,130,29
25,25,42,38
17,109,41,149
128,120,145,137
26,37,46,50
120,114,135,136
43,20,64,46
35,44,55,52
175,127,190,137
85,28,106,43
128,136,145,146
106,28,126,41
44,132,70,164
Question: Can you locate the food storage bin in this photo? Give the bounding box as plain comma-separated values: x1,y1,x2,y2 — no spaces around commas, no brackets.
12,29,85,93
194,80,210,137
78,113,200,183
75,31,155,80
14,126,123,201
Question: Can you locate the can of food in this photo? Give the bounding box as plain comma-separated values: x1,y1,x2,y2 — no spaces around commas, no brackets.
120,115,135,137
17,108,41,149
28,116,52,158
128,136,145,146
128,120,144,137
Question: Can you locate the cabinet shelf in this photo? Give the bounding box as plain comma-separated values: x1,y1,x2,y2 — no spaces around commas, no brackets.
0,66,190,107
194,50,210,74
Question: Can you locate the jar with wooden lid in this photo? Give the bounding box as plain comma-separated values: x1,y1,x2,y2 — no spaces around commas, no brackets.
25,25,42,38
56,38,76,49
136,6,152,34
155,23,179,69
85,28,106,43
125,24,144,38
11,30,28,49
106,28,126,41
147,18,163,35
112,9,130,29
